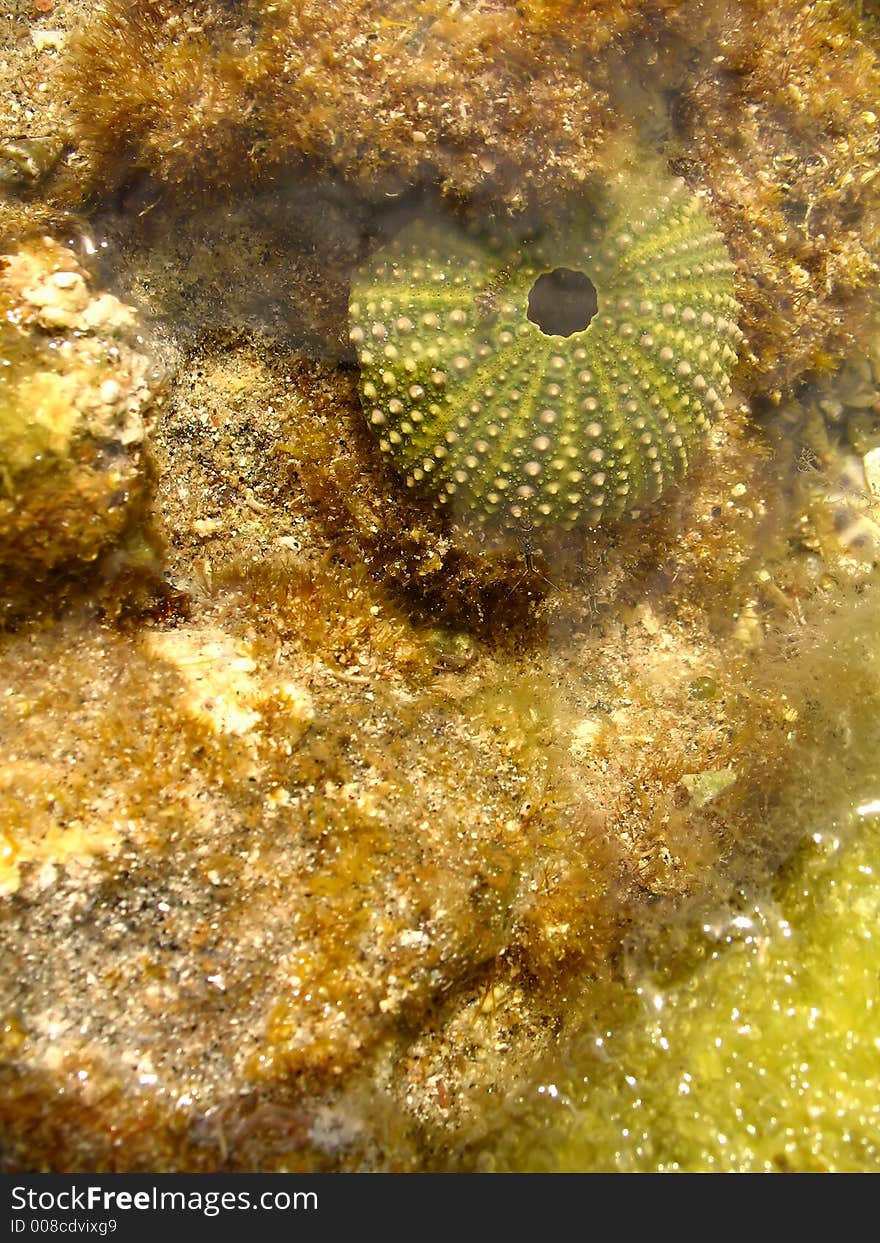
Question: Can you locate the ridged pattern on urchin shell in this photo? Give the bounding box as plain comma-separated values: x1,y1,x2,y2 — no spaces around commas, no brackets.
350,177,741,535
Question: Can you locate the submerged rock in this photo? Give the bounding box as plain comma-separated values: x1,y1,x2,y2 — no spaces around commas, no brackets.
0,237,161,607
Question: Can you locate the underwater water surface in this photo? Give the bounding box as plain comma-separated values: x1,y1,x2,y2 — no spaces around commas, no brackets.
0,0,879,1174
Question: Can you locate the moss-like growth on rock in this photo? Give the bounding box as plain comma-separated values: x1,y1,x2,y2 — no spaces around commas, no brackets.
0,238,161,617
54,0,880,393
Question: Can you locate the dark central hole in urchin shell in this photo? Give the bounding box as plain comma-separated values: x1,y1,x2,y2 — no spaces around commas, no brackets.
527,268,598,337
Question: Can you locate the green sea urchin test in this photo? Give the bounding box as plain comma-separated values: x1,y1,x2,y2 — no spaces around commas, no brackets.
350,178,741,536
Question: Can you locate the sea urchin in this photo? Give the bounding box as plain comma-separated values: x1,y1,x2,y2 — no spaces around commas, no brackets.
350,177,741,540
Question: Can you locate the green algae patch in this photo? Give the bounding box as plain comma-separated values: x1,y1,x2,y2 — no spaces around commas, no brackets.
495,818,880,1172
460,576,880,1172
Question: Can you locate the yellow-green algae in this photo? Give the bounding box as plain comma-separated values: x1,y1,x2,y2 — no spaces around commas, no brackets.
476,582,880,1172
492,821,880,1172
